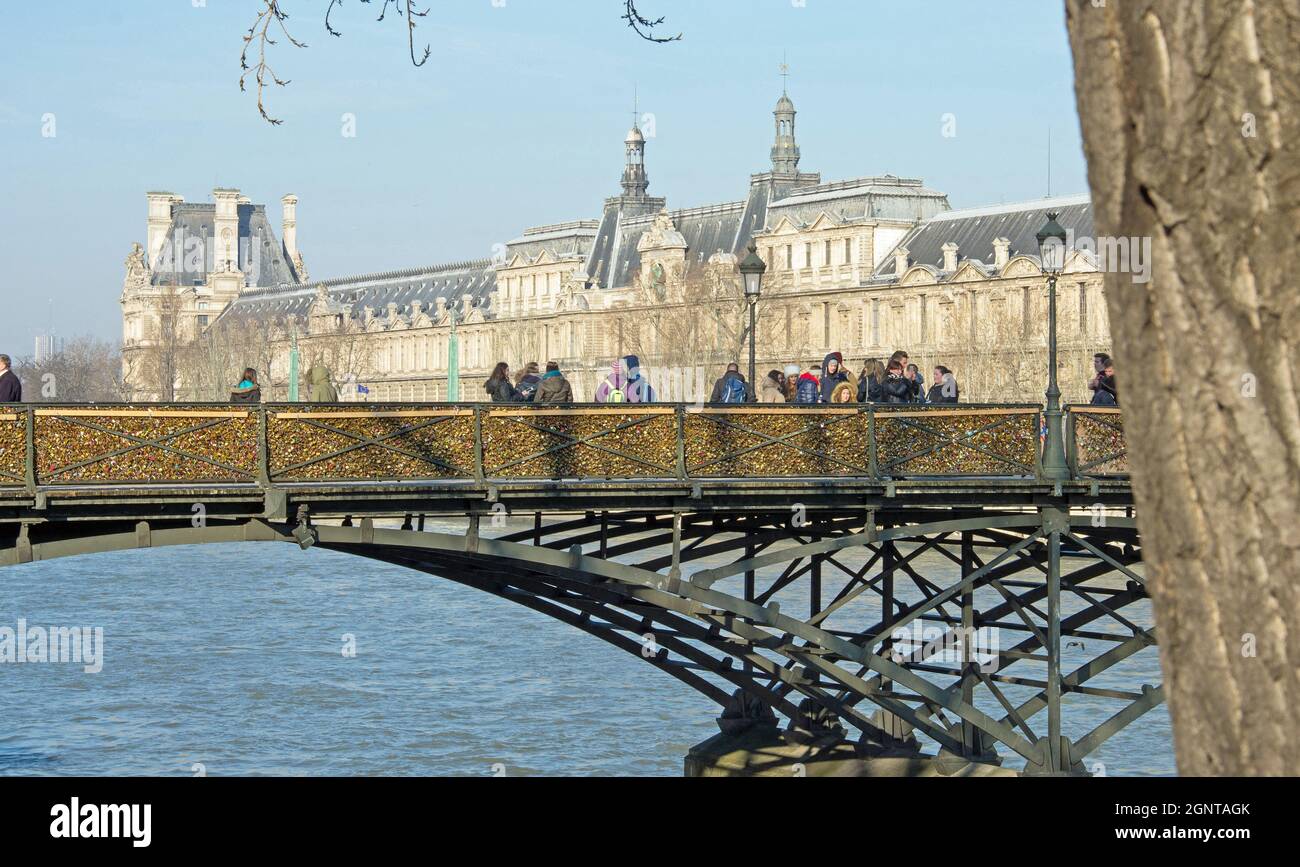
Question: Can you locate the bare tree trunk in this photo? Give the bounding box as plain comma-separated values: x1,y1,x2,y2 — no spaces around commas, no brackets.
1066,0,1300,774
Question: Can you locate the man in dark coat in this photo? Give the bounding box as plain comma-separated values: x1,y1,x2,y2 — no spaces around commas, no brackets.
709,362,755,403
926,366,959,403
1089,353,1119,406
0,355,21,402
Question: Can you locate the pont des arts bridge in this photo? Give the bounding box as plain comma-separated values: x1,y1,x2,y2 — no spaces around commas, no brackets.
0,402,1148,776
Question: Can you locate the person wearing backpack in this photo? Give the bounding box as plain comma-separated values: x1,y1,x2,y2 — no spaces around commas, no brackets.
794,368,821,404
621,354,656,403
515,361,542,402
595,356,656,403
709,362,754,404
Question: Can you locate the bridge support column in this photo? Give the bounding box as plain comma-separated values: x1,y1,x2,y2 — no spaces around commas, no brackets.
685,726,1015,777
1046,524,1063,773
960,530,978,758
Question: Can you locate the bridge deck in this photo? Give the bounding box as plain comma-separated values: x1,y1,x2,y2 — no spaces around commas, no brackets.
0,402,1127,517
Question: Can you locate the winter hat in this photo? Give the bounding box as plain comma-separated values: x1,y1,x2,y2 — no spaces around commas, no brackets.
783,364,800,378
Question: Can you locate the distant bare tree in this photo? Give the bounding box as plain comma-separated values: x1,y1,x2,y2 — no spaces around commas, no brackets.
16,337,127,403
302,316,377,399
624,262,793,402
129,284,189,401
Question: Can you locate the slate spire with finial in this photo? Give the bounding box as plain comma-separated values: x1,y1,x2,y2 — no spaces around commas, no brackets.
771,58,800,174
622,85,649,197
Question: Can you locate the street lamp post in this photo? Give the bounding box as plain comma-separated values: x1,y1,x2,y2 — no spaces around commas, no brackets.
447,304,460,402
1036,211,1069,481
738,241,767,392
1036,211,1071,774
288,327,300,402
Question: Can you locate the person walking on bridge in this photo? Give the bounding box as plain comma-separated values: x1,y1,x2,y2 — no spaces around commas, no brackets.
794,367,821,404
306,364,338,402
596,355,656,403
515,361,543,402
485,362,521,403
905,363,925,402
536,361,574,403
759,369,786,403
709,362,754,403
858,358,885,403
230,368,261,403
882,360,912,404
927,366,959,403
0,354,21,403
818,353,855,404
782,364,801,401
1089,353,1118,406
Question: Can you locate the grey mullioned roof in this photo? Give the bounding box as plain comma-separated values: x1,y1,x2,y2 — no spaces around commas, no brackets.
585,196,665,288
609,201,749,288
505,220,599,263
219,259,497,323
768,176,951,227
734,182,773,251
150,203,302,288
873,194,1094,278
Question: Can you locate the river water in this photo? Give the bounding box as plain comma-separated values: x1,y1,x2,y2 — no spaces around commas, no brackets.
1,518,1174,776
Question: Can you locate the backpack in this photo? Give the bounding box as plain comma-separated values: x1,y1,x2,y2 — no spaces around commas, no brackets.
720,376,748,404
795,377,820,405
517,377,540,402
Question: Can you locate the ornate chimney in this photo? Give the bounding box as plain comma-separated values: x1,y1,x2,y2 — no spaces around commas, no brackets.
894,246,910,278
212,187,241,272
146,191,182,267
993,237,1011,271
281,194,300,263
941,242,959,272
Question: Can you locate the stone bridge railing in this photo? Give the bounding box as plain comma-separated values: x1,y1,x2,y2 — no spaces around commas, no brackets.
0,403,1127,488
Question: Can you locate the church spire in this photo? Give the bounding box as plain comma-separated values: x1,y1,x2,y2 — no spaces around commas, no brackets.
621,90,649,197
771,60,800,175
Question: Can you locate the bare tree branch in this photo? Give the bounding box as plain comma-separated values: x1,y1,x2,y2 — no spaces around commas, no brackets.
622,0,682,43
244,1,678,124
240,1,308,125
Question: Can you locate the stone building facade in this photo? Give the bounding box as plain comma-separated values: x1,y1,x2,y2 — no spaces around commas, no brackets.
121,90,1110,404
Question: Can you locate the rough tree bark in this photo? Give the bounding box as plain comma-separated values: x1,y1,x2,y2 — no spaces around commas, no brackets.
1065,0,1299,774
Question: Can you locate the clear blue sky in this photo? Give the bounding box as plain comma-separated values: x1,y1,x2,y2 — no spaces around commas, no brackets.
0,0,1087,355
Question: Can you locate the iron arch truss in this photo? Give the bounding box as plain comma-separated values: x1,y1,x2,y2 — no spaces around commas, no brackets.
1,502,1156,775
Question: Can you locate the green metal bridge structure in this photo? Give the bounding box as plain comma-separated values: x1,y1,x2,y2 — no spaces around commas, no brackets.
0,401,1149,775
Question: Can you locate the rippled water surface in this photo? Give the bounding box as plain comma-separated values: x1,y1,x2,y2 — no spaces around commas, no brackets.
1,520,1174,776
